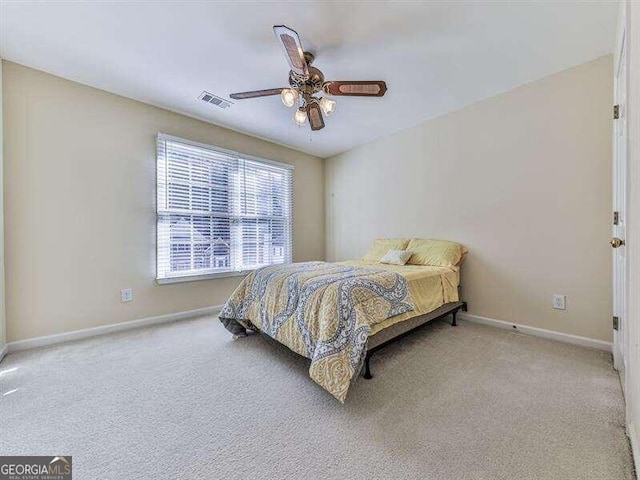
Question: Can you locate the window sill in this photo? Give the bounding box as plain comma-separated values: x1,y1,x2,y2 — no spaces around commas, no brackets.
156,270,250,285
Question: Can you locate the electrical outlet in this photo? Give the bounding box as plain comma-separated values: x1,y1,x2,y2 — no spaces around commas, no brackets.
121,288,133,303
553,294,566,310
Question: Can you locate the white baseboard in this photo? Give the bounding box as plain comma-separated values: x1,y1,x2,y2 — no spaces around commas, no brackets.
458,312,612,352
5,305,224,354
2,307,612,357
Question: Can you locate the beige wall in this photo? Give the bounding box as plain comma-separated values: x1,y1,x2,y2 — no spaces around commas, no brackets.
2,61,324,342
2,55,615,344
325,55,613,342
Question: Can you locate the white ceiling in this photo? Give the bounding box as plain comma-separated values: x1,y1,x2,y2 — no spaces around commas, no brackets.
0,1,618,158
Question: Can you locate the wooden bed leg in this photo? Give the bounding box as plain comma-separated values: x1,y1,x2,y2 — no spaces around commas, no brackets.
363,354,373,379
451,310,458,327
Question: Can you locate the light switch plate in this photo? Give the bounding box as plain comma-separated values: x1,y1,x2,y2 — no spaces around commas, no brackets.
553,294,566,310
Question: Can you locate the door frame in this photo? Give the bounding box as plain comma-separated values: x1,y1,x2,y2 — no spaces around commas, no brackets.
613,1,630,421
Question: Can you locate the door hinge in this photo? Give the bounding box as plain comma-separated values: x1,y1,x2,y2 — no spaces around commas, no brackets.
613,316,619,331
614,105,620,120
614,211,619,225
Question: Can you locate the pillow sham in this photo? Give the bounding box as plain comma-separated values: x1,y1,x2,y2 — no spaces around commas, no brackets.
406,239,468,267
361,238,410,262
380,249,413,266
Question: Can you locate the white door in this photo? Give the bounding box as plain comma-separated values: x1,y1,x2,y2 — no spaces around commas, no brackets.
612,18,628,389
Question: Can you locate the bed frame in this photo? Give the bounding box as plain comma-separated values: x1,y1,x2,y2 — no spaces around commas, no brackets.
363,300,467,379
237,291,467,382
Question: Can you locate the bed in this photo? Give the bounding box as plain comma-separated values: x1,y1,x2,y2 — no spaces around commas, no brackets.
344,261,467,380
219,238,467,402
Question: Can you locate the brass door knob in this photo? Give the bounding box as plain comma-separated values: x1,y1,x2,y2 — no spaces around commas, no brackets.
611,237,625,248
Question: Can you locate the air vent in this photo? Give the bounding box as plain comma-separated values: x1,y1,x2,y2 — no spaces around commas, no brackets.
199,91,232,109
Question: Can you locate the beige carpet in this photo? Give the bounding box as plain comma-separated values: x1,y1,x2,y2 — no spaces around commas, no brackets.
0,316,634,480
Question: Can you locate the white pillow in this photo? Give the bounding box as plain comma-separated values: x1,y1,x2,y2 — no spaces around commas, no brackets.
379,249,413,266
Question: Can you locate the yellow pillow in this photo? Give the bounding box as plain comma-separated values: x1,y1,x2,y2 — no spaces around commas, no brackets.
406,239,468,267
361,238,410,262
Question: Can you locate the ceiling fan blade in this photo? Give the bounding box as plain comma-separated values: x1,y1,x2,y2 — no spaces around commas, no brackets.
273,25,309,77
306,102,325,131
323,81,387,97
229,88,285,100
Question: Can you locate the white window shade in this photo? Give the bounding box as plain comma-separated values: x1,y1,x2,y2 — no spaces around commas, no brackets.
156,133,293,282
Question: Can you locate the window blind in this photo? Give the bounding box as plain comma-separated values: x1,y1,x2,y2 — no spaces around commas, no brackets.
156,134,293,281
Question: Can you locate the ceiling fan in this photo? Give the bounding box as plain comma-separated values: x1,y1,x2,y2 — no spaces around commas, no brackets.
230,25,387,131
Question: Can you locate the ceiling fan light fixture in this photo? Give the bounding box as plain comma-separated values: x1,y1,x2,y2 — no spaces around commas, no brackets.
293,107,307,125
229,25,388,132
319,97,337,116
281,88,299,108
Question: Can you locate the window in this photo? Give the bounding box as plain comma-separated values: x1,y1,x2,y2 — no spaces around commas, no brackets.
156,133,293,282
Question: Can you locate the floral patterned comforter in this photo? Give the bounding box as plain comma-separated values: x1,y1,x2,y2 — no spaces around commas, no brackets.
219,261,414,402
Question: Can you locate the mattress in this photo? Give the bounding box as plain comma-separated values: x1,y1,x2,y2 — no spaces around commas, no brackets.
336,260,460,335
367,301,464,350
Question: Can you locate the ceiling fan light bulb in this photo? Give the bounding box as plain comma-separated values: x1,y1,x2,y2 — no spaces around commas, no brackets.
320,97,337,116
293,108,307,125
281,88,299,108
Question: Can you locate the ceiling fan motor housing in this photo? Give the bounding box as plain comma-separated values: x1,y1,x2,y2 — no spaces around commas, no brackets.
289,65,325,95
